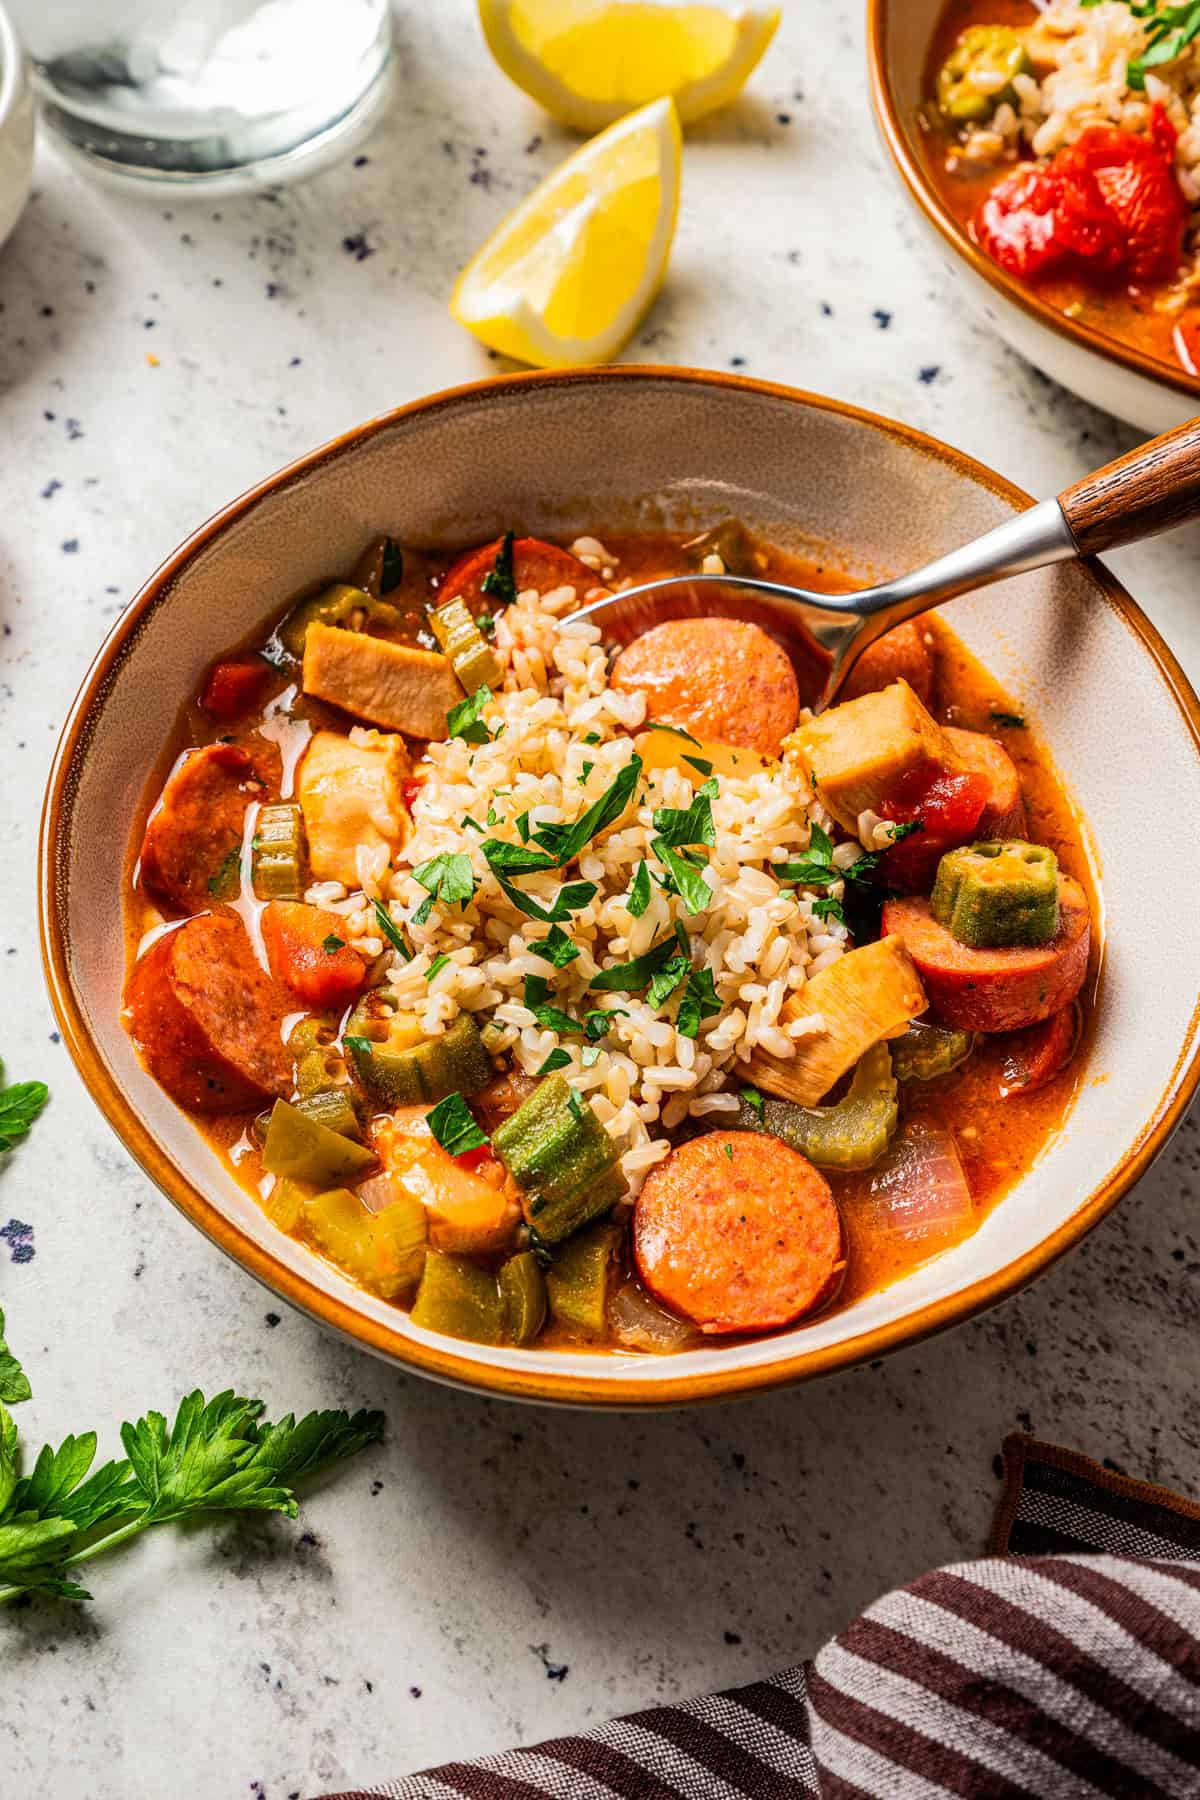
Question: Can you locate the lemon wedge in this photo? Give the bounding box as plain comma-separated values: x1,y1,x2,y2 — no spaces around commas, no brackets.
450,95,682,368
479,0,781,131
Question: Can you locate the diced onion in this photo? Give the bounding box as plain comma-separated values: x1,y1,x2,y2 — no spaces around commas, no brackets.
855,1119,973,1244
357,1173,398,1216
608,1282,694,1354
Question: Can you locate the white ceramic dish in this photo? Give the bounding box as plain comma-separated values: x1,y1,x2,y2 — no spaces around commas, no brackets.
0,3,34,252
869,0,1200,435
39,368,1200,1407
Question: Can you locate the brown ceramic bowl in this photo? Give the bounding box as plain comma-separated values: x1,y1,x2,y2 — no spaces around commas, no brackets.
39,368,1200,1406
868,0,1200,434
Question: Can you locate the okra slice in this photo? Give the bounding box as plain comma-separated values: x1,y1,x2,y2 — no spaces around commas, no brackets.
261,1099,375,1186
429,596,501,693
936,26,1031,124
252,802,307,901
546,1220,623,1338
303,1185,426,1299
410,1250,504,1343
492,1075,626,1244
932,840,1059,948
736,1041,899,1171
273,582,403,661
891,1020,975,1083
499,1251,548,1346
345,1001,491,1107
289,1017,347,1099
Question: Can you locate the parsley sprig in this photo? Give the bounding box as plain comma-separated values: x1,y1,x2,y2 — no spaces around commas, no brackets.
0,1063,48,1153
0,1308,381,1605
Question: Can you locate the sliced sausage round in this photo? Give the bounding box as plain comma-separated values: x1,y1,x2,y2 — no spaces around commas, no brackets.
842,621,935,706
139,743,273,914
633,1131,843,1335
125,913,293,1111
945,727,1028,839
996,1002,1081,1099
882,875,1091,1032
610,618,800,757
439,535,598,610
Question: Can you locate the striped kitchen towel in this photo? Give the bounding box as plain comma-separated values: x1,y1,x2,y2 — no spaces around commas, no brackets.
323,1435,1200,1799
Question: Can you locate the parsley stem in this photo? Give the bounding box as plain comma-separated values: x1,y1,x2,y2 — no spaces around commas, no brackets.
0,1515,151,1604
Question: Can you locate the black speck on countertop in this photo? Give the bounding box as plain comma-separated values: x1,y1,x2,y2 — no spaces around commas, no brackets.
1,1219,35,1263
918,365,941,384
820,301,833,317
342,230,377,261
873,309,892,328
41,478,61,498
61,539,79,554
724,1631,741,1644
264,1311,281,1327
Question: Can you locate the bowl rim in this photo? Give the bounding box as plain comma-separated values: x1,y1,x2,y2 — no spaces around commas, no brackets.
866,0,1200,407
38,364,1200,1408
0,4,24,133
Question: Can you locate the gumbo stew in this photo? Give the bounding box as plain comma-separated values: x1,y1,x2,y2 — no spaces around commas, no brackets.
124,524,1096,1355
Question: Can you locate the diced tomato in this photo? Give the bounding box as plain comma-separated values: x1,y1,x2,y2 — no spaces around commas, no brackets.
879,768,990,891
996,1002,1080,1099
200,655,273,720
261,902,368,1009
454,1143,495,1172
401,776,425,813
976,106,1185,287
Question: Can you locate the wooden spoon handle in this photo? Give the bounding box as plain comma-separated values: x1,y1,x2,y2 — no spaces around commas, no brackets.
1059,416,1200,557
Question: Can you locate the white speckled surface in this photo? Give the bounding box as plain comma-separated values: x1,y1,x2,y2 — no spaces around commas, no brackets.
3,5,1199,1797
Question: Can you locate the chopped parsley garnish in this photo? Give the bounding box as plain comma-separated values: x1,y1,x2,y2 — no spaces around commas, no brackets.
535,1048,572,1077
583,731,601,745
426,1091,489,1158
647,721,700,745
627,860,652,918
426,953,451,982
676,968,721,1039
446,683,495,746
523,973,549,1010
321,934,345,954
515,811,531,843
480,529,518,605
531,924,580,968
372,898,413,960
531,1003,580,1035
724,1143,734,1160
343,1035,373,1056
482,839,558,875
741,1086,765,1116
652,838,713,915
812,896,846,927
683,755,713,777
206,846,241,899
529,756,641,864
380,536,404,594
476,612,496,638
589,935,682,994
578,761,594,784
990,710,1026,729
566,1088,585,1121
581,1045,602,1068
887,820,923,843
583,1007,627,1040
494,872,597,924
652,776,718,848
647,954,691,1010
411,852,475,926
486,802,500,827
461,815,485,834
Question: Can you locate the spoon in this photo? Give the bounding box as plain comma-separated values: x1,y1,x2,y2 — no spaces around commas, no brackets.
572,415,1200,711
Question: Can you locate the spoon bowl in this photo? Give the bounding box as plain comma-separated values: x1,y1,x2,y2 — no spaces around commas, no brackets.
576,417,1200,710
